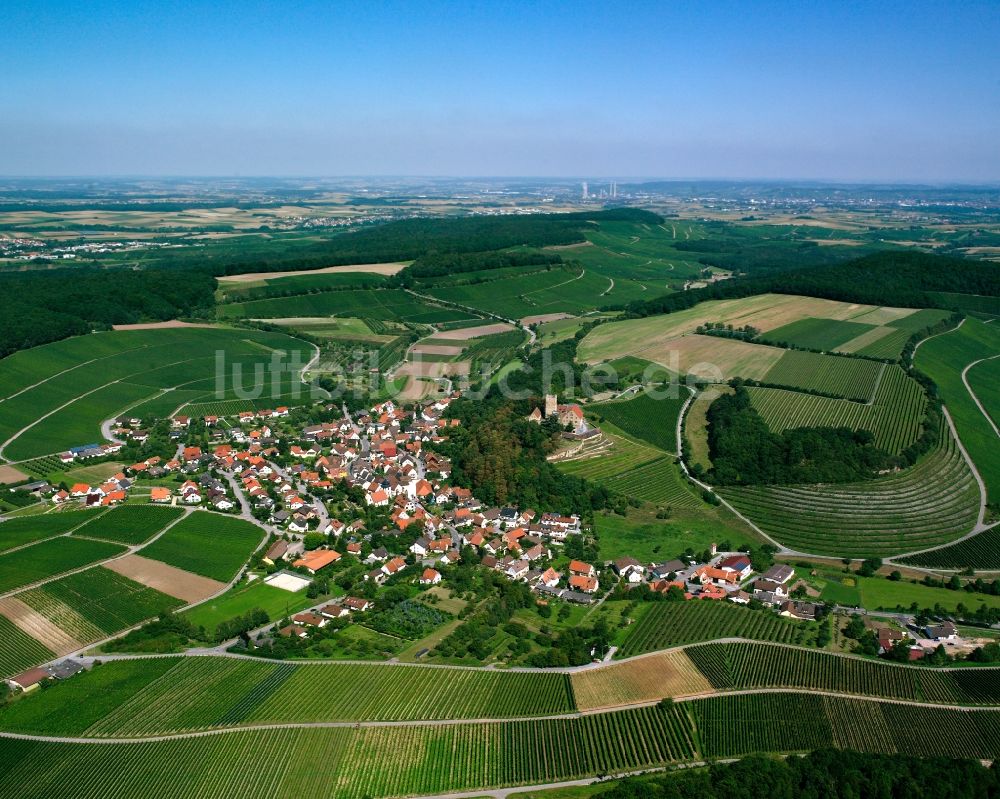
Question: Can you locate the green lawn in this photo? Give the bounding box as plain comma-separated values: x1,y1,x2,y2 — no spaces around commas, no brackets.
594,510,757,563
183,578,315,630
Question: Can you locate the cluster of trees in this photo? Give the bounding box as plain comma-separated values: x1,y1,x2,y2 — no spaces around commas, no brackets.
440,395,615,515
215,608,270,643
398,249,562,283
625,251,1000,320
597,749,1000,799
705,384,891,485
207,207,660,277
0,267,216,358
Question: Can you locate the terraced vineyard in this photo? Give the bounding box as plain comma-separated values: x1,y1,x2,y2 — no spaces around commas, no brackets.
140,513,263,582
761,349,883,401
601,457,702,508
745,364,926,454
0,705,698,799
686,642,1000,704
556,432,662,482
70,505,184,545
0,614,54,679
720,419,980,557
17,566,183,643
0,536,125,593
587,389,686,452
618,601,811,657
0,509,96,553
900,526,1000,570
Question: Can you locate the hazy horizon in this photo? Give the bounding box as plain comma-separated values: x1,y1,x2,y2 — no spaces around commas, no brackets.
4,1,999,181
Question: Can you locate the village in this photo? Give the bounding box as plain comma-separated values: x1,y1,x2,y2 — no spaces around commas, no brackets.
6,381,978,684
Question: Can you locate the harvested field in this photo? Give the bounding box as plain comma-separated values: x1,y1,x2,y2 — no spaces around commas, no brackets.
218,262,408,282
410,344,464,357
396,360,470,378
398,377,437,401
103,554,224,604
0,465,29,485
579,294,920,365
434,323,515,340
110,321,217,331
632,335,785,382
849,307,919,326
0,596,83,655
571,649,714,710
521,312,573,325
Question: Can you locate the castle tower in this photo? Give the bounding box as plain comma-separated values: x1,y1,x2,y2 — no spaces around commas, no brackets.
544,394,558,418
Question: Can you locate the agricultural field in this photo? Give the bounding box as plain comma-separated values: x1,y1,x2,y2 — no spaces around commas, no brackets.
931,292,1000,317
0,613,54,679
760,349,883,401
70,505,184,546
0,326,313,461
556,429,662,483
216,288,470,324
587,389,686,452
760,309,950,360
577,294,920,364
15,566,183,643
5,694,1000,797
900,526,1000,571
570,649,713,710
423,267,643,319
721,418,980,558
0,657,575,736
686,641,1000,704
0,509,95,553
601,457,702,507
915,317,1000,505
745,364,926,454
760,317,877,351
0,704,698,799
618,600,814,657
139,513,264,582
0,536,125,593
695,693,1000,761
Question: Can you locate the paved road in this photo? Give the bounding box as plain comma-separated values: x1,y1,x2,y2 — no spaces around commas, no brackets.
962,354,1000,438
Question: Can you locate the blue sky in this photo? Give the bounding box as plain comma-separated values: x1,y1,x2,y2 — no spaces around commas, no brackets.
2,0,998,180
